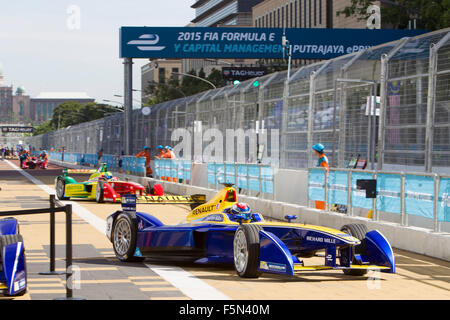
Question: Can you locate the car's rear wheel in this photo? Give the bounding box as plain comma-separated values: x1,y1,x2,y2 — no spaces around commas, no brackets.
339,223,368,276
96,181,104,203
55,177,69,200
0,234,27,296
233,224,263,278
112,213,143,262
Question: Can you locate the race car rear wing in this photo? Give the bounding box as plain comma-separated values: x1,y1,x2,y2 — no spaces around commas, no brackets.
134,194,207,205
63,168,97,175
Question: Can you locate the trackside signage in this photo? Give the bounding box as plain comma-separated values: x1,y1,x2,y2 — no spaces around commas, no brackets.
120,27,426,59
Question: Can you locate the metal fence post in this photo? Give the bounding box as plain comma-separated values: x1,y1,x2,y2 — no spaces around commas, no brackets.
324,167,328,211
400,173,407,226
372,171,378,221
433,174,440,232
347,170,352,216
258,164,262,199
40,195,65,276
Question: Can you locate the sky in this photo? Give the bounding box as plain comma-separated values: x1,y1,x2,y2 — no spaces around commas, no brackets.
0,0,195,108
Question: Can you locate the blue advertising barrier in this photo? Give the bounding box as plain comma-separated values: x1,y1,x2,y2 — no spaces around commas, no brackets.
438,177,450,222
405,174,435,220
376,173,401,214
351,171,374,210
327,170,348,206
154,159,191,180
208,162,274,195
308,168,326,202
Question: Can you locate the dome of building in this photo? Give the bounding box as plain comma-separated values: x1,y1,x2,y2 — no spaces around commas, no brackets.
16,86,26,95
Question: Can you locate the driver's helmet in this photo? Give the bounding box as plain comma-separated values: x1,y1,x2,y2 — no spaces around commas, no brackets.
100,172,113,180
231,203,252,221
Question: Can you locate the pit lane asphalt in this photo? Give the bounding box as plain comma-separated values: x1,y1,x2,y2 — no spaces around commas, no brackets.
0,159,449,300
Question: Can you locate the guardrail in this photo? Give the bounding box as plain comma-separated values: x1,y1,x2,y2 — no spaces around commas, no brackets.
0,195,80,300
207,162,275,199
308,167,450,232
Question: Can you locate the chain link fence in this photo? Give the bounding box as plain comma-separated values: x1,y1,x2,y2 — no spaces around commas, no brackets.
26,28,450,174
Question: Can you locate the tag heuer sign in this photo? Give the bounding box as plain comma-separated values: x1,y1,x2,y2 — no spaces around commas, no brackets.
1,126,34,133
222,67,267,81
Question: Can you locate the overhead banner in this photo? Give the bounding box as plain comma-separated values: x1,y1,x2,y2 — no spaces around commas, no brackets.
1,126,34,133
120,27,426,60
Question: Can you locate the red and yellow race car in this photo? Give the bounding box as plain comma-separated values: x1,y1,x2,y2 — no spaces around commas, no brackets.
55,163,163,203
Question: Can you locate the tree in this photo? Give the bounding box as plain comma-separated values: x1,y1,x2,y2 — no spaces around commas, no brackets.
336,0,450,30
143,68,226,106
33,101,122,135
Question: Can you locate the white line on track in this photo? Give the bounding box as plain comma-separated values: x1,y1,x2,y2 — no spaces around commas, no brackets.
4,160,231,300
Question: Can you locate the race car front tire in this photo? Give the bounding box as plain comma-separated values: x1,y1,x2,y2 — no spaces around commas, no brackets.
233,224,263,278
55,177,69,200
0,234,27,296
112,213,143,262
339,223,369,276
96,181,104,203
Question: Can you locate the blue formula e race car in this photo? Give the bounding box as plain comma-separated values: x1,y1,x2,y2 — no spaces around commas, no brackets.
106,184,395,278
0,218,27,296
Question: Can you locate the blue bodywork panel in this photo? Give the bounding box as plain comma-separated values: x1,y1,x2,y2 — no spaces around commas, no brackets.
0,219,18,236
364,230,396,273
0,218,26,296
2,242,26,295
258,231,294,276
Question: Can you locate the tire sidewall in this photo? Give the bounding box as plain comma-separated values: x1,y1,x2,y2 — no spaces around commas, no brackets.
112,213,138,262
96,181,104,203
233,224,262,278
56,177,67,200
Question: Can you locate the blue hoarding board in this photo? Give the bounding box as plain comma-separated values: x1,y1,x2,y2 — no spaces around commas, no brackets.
405,175,434,219
377,173,401,214
120,27,426,60
438,178,450,222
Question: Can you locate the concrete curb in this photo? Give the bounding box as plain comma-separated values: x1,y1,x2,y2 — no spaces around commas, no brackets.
50,160,450,262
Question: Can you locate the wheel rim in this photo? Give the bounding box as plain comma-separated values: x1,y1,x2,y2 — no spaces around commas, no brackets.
114,219,131,256
233,229,248,273
57,180,64,198
96,183,101,200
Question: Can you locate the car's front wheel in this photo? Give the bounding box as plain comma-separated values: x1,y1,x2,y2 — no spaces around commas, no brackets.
96,181,104,203
55,177,69,200
112,213,143,262
233,224,263,278
339,223,368,276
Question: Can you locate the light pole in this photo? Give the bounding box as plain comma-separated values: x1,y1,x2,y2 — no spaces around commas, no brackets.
171,72,216,89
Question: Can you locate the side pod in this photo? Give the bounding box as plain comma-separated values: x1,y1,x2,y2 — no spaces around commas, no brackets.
364,230,396,273
258,230,294,276
2,242,26,296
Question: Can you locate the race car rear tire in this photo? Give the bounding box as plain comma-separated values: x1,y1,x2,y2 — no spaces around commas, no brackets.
96,181,104,203
55,177,69,200
112,213,143,262
0,234,27,296
233,224,263,278
339,223,368,276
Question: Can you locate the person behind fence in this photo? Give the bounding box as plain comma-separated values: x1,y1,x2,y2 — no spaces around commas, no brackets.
136,146,153,177
98,148,104,164
39,150,49,168
0,146,4,161
164,146,176,159
154,145,166,159
118,150,124,173
312,143,329,211
19,149,29,168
